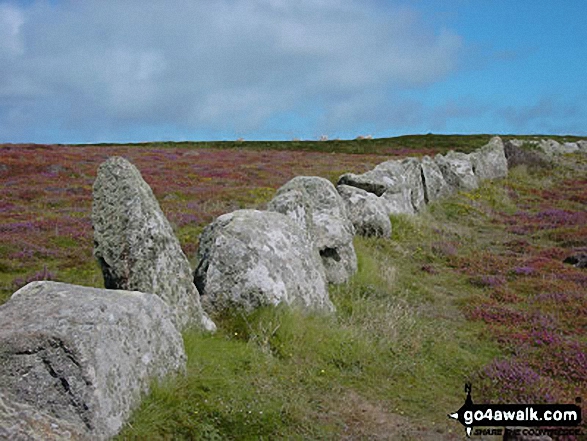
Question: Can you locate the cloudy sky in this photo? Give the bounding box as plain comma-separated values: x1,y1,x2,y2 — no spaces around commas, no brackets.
1,0,586,143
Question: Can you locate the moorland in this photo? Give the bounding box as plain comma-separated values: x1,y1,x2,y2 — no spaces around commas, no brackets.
0,134,585,439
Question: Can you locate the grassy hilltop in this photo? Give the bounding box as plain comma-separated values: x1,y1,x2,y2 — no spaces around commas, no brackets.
1,135,585,439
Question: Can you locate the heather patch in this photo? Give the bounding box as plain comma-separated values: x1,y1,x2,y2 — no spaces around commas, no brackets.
453,158,587,407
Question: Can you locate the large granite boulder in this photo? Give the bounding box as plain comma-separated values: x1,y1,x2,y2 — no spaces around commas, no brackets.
469,136,508,181
194,209,334,313
92,156,215,331
434,151,478,192
420,155,452,203
268,176,357,284
337,185,391,238
577,140,587,152
0,281,186,441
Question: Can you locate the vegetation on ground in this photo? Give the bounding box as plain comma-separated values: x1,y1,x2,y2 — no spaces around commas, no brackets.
0,135,585,439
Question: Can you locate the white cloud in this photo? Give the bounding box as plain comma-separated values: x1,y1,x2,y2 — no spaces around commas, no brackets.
0,0,464,141
0,3,25,55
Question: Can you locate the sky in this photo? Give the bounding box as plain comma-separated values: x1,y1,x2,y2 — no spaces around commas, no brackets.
1,0,586,144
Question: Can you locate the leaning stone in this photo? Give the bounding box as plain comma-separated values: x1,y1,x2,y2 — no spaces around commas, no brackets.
268,176,357,284
0,281,186,441
420,155,452,203
92,156,215,331
337,185,391,237
434,151,478,192
469,136,508,181
194,209,334,313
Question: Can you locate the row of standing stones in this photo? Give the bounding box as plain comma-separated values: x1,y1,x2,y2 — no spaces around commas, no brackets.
1,137,585,440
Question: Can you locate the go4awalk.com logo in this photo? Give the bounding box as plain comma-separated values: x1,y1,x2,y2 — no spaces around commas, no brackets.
448,383,583,438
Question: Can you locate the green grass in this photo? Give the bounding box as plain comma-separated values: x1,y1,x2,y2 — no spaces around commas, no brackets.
118,202,504,440
5,134,585,438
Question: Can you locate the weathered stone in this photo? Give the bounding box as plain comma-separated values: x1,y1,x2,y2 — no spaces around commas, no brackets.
420,155,452,203
338,159,406,197
268,176,357,284
537,139,579,156
577,140,587,152
562,142,580,153
0,391,89,441
400,157,426,212
194,209,334,313
380,188,415,215
434,151,478,192
469,136,508,181
338,160,418,215
0,281,186,441
337,185,391,238
92,156,214,331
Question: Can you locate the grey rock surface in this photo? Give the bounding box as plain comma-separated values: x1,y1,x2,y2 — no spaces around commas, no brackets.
194,209,334,313
469,136,508,181
268,176,357,284
400,157,426,212
92,156,215,331
338,159,406,197
420,155,452,203
537,139,579,156
0,281,186,441
0,391,90,441
577,140,587,152
337,185,391,238
380,188,415,215
338,159,417,215
434,151,478,192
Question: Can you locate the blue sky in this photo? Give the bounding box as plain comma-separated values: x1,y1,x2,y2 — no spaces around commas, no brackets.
1,0,586,143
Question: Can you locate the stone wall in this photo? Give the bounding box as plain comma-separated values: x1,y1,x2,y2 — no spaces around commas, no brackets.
1,136,580,439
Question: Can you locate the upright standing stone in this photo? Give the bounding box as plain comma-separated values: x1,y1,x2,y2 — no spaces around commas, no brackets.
469,136,508,181
400,157,426,212
420,155,452,203
92,156,215,331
